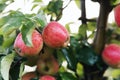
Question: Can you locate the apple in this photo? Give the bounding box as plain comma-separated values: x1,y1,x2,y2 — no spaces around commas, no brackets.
102,44,120,68
36,47,59,75
114,4,120,27
42,21,70,48
14,30,43,57
37,55,59,75
40,75,56,80
24,56,39,66
22,72,37,80
39,46,54,59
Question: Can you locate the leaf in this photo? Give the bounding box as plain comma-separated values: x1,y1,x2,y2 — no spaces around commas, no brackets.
34,10,47,27
31,4,39,11
59,72,77,80
47,0,63,15
0,52,16,80
104,67,120,78
74,0,81,9
2,31,16,48
0,11,25,36
45,0,63,20
0,35,3,45
0,3,7,12
76,63,84,77
61,48,77,71
33,0,42,2
21,19,35,47
110,0,120,6
78,24,87,39
65,22,74,33
18,62,25,80
0,0,7,3
87,22,96,31
76,45,98,66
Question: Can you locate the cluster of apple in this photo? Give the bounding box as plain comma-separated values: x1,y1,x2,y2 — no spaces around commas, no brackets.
102,4,120,68
13,21,70,80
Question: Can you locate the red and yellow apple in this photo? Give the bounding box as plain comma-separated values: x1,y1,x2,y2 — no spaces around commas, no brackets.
102,44,120,68
42,21,70,48
114,4,120,27
14,30,43,57
40,75,56,80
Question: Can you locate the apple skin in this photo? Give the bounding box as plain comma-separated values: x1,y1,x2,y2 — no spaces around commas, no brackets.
42,21,70,48
22,72,37,80
102,44,120,68
40,75,56,80
36,47,59,75
37,55,59,75
14,30,43,57
24,56,39,66
114,4,120,27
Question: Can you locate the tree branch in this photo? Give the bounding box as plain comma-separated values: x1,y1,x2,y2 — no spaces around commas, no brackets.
93,1,113,54
80,0,87,24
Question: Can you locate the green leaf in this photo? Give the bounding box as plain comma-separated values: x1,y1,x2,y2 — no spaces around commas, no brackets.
65,22,74,33
45,0,63,20
76,63,84,77
0,52,16,80
0,35,3,45
2,31,16,48
87,22,96,31
33,0,42,2
59,72,77,80
61,48,77,71
104,67,120,78
110,0,120,6
0,11,25,35
78,24,87,39
47,0,63,15
0,0,7,3
31,4,39,11
76,45,98,66
18,62,25,80
34,10,47,27
74,0,81,9
21,19,35,47
0,3,7,12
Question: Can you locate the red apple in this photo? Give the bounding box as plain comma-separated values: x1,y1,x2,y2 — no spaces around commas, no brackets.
36,47,59,75
102,44,120,68
22,72,37,80
14,30,43,57
40,75,56,80
42,21,70,48
114,4,120,27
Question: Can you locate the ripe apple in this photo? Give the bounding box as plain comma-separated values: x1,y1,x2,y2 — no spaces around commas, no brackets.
42,21,70,48
36,47,59,75
14,30,43,57
102,44,120,68
114,4,120,27
40,75,56,80
22,72,37,80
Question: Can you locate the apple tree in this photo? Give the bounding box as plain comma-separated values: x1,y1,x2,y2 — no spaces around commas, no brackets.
0,0,120,80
